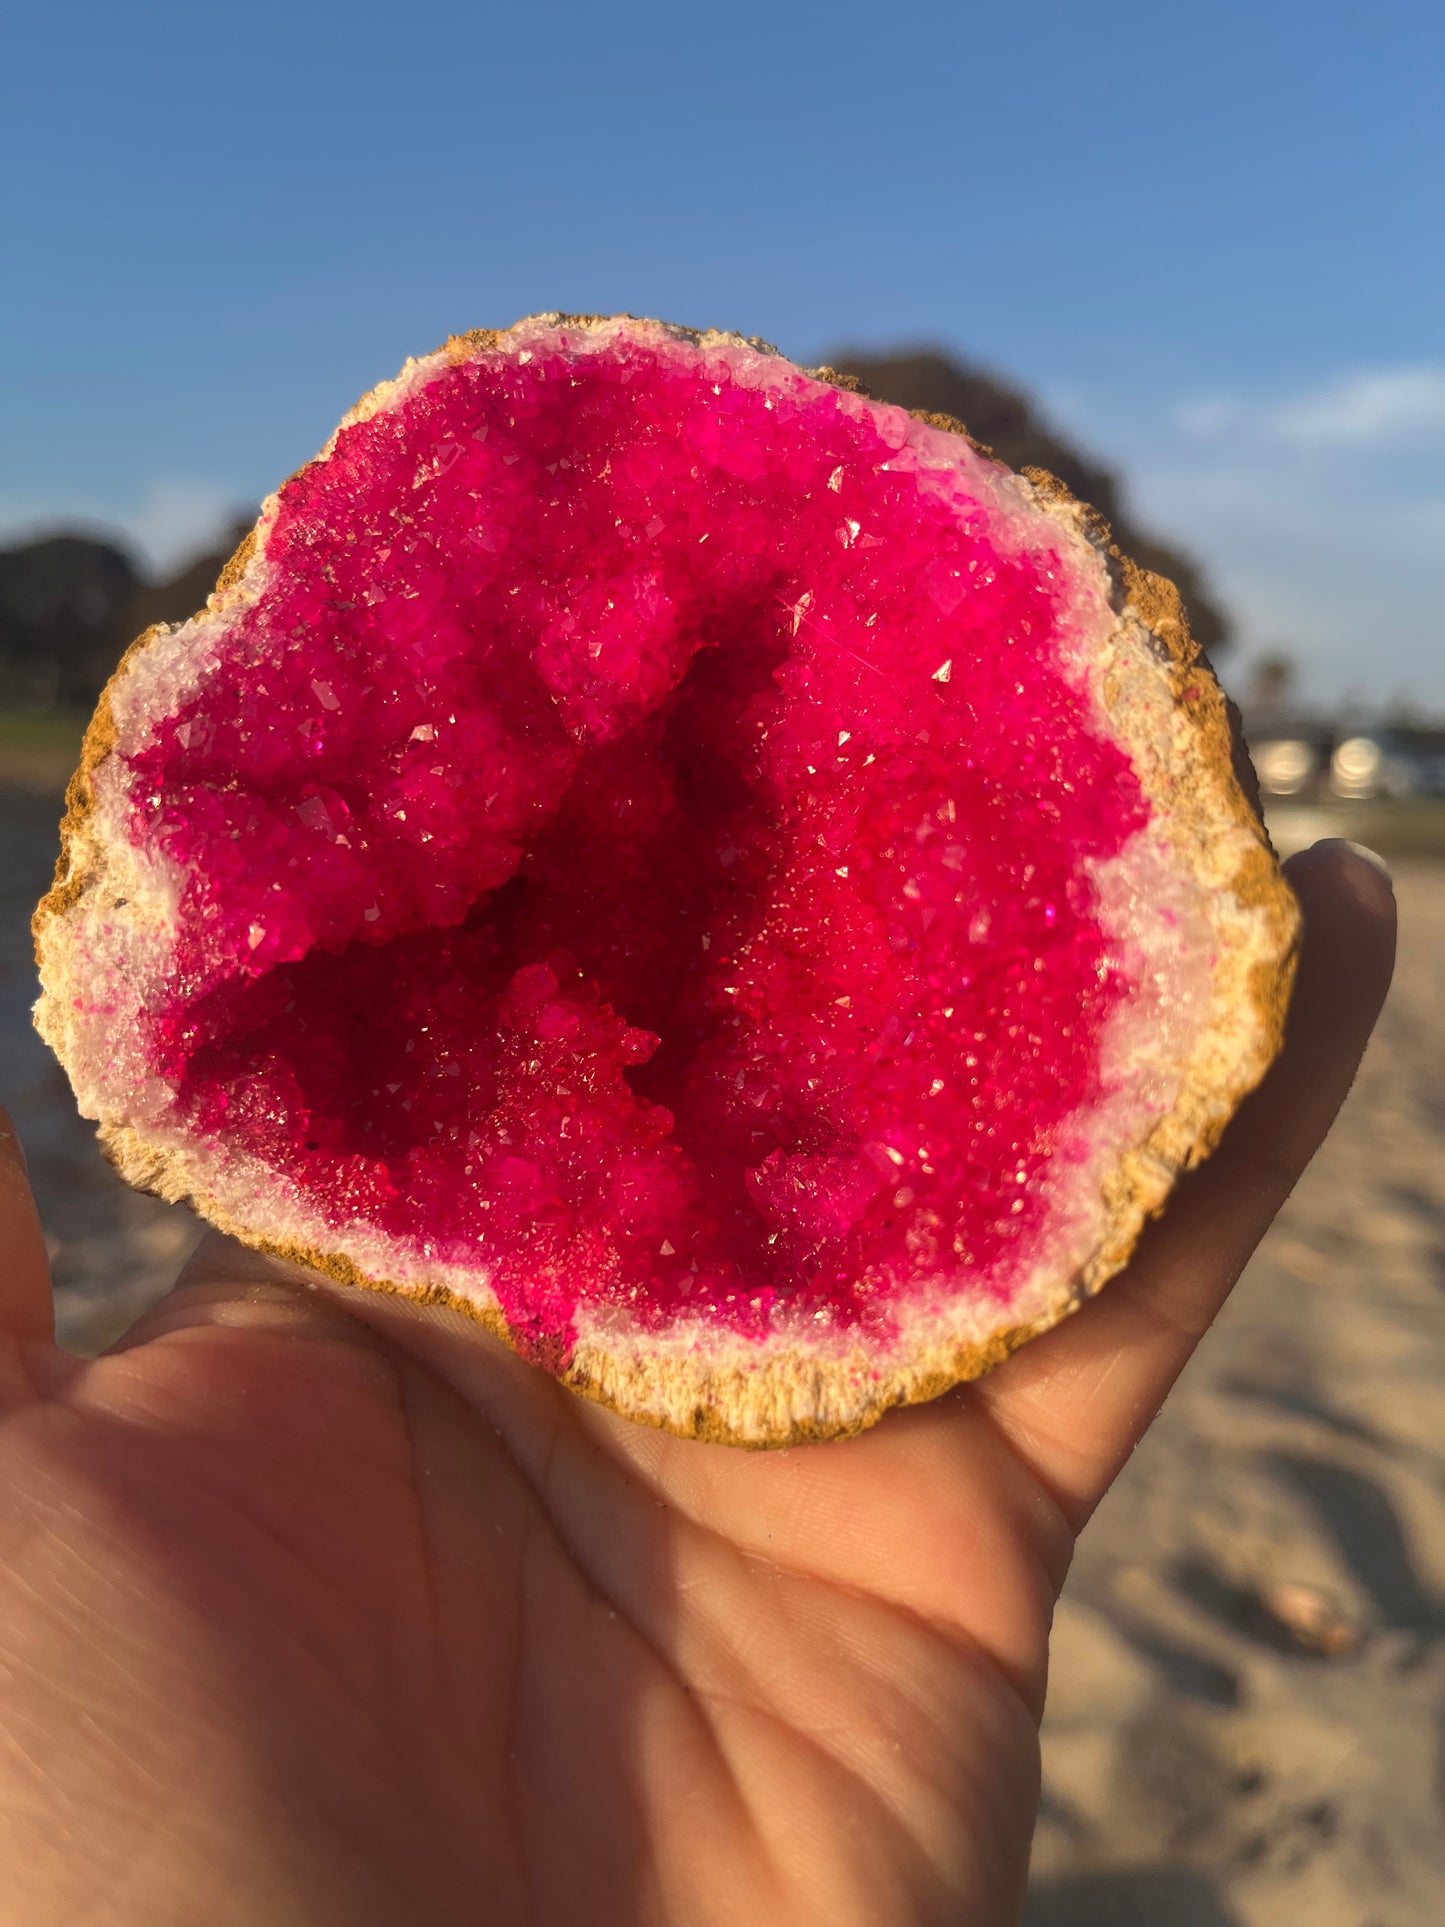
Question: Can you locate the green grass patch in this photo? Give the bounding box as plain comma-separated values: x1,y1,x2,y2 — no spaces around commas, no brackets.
1264,798,1445,861
1348,801,1445,859
0,710,88,791
0,709,88,754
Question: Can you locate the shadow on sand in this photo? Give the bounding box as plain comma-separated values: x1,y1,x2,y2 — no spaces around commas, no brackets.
1024,1866,1242,1926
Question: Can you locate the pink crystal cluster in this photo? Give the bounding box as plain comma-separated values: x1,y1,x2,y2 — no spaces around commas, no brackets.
126,328,1146,1360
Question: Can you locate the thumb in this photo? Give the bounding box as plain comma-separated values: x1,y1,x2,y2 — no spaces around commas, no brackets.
0,1106,54,1345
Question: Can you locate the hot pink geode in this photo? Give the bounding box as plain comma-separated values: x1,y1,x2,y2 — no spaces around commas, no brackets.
35,315,1297,1444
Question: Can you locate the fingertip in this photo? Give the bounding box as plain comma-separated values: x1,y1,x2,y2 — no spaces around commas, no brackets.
1286,837,1396,923
1283,838,1397,1019
106,1227,367,1355
174,1226,294,1290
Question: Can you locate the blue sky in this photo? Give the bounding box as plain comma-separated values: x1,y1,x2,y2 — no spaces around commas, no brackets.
3,0,1441,704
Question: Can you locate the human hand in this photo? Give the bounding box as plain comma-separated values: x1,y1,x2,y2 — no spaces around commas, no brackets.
0,842,1394,1927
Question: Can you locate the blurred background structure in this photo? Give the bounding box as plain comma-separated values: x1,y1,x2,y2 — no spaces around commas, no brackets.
2,1,1442,1920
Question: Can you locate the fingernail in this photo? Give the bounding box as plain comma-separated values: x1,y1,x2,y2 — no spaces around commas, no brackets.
1315,838,1393,884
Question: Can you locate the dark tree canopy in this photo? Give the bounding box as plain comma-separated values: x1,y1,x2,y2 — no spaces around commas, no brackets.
0,535,140,709
0,520,254,710
827,349,1231,657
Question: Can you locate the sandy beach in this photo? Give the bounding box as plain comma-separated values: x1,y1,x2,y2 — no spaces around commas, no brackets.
2,775,1440,1924
1028,852,1445,1924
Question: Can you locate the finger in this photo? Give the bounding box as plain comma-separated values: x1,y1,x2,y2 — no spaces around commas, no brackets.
107,1227,366,1351
973,840,1396,1527
0,1105,53,1345
109,1227,526,1425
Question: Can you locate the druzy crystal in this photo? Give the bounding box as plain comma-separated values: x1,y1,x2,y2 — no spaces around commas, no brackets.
106,325,1153,1365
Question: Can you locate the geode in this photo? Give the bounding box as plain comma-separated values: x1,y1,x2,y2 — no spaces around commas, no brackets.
34,315,1297,1444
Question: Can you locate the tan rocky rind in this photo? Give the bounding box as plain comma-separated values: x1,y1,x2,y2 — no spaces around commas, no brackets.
34,314,1299,1447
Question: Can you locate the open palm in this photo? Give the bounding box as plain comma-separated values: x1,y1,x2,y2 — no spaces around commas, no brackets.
0,846,1393,1927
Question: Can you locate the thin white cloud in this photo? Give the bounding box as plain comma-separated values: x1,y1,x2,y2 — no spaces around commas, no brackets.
1170,395,1246,441
1272,367,1445,449
1173,365,1445,451
1047,371,1445,707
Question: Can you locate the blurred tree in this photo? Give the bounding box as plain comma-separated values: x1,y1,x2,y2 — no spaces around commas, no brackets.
0,535,141,709
0,518,256,711
827,349,1232,657
1248,652,1297,708
1383,689,1428,727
